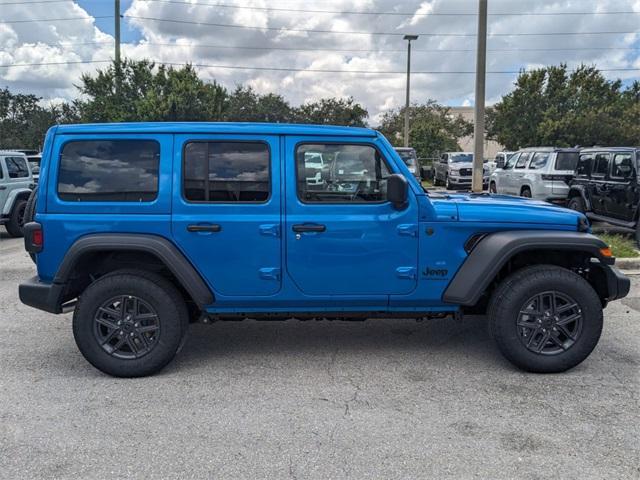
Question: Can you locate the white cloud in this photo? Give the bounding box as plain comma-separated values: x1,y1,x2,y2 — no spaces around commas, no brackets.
0,0,638,125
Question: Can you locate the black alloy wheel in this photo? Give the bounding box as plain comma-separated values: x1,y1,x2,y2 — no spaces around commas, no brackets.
516,291,583,355
93,295,160,359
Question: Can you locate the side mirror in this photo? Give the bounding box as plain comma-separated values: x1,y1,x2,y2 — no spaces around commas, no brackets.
387,173,408,209
496,158,505,169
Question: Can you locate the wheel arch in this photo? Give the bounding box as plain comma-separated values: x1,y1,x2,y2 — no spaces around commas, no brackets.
443,230,616,308
2,187,32,215
567,185,591,211
54,234,214,310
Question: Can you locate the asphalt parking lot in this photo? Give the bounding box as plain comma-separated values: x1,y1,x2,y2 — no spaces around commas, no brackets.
1,232,639,479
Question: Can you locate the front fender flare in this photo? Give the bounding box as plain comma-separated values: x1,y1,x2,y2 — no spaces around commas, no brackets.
442,230,610,306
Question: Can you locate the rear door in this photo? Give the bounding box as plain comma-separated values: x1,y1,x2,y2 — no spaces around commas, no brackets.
284,136,419,296
500,152,519,194
589,152,610,215
172,134,282,297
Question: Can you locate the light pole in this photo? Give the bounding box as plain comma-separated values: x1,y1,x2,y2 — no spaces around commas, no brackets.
403,34,418,148
472,0,488,192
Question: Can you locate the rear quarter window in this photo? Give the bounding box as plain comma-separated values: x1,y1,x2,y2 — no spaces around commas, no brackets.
57,140,160,202
555,152,578,171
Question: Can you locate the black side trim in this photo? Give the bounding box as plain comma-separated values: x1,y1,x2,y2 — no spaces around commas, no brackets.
54,234,214,307
586,212,636,230
443,230,611,306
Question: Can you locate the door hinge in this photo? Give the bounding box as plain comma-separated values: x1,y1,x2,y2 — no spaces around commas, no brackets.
259,267,281,281
259,224,280,237
396,267,417,279
397,224,418,237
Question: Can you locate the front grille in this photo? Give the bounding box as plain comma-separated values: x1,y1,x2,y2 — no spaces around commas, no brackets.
458,168,472,176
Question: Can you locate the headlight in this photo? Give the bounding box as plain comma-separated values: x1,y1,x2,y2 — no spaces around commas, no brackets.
449,169,459,176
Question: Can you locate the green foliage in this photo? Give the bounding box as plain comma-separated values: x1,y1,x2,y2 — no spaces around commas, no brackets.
76,60,227,122
378,100,473,159
294,97,368,126
0,87,77,149
487,64,640,150
597,233,639,258
224,86,293,122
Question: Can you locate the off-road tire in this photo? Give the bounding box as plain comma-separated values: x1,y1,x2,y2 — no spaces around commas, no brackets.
568,196,586,213
488,265,603,373
24,187,38,262
73,270,189,377
24,186,37,224
5,198,27,237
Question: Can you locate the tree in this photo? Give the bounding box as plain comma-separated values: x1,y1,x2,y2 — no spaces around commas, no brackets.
76,60,228,122
378,100,473,159
487,64,640,150
293,97,368,126
224,86,293,122
0,87,76,149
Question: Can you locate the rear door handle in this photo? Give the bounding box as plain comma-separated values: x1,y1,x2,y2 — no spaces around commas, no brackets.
292,224,326,233
187,224,221,233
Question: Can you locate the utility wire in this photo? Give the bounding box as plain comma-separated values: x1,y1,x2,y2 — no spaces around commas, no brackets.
123,15,640,37
136,0,640,17
1,59,638,75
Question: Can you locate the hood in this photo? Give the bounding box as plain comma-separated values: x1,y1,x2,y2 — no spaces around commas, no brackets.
431,192,584,228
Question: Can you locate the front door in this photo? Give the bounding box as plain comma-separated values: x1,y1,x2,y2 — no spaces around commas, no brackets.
172,134,282,297
606,151,638,221
284,137,419,296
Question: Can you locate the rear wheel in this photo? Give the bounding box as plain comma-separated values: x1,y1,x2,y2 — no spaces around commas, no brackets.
488,265,603,373
5,198,27,237
568,196,586,213
520,187,532,198
489,182,497,193
73,270,188,377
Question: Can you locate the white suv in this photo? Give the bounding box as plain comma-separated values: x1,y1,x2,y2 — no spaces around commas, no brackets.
0,151,34,237
489,147,579,203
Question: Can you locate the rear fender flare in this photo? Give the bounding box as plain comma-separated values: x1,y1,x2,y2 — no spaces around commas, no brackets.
54,233,214,307
2,188,32,215
568,185,591,211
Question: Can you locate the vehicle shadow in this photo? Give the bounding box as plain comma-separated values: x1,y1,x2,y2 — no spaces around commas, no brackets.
171,314,507,372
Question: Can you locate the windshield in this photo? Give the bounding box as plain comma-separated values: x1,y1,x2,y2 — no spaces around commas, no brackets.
450,154,473,163
396,149,417,167
555,152,579,171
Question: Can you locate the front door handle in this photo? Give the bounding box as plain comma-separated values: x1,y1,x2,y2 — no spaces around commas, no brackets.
187,224,221,233
292,223,326,233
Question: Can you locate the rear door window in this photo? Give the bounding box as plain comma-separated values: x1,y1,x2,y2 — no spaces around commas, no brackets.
183,141,270,203
57,140,160,202
529,152,550,170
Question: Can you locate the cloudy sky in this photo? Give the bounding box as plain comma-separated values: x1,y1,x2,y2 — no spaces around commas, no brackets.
1,0,639,124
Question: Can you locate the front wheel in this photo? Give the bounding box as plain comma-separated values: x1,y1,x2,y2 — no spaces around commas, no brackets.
73,270,189,377
488,265,603,373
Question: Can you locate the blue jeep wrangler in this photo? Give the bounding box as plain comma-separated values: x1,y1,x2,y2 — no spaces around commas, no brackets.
19,123,630,377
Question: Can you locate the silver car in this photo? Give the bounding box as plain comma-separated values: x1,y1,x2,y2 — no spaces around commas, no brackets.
0,151,34,237
433,152,489,190
489,147,579,203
